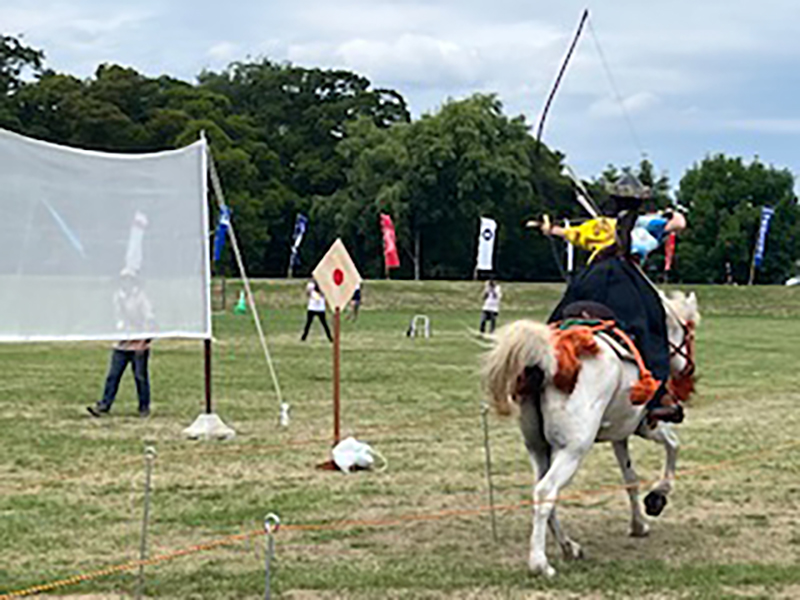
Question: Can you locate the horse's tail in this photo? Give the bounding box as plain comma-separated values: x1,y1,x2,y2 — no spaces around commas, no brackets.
482,320,556,416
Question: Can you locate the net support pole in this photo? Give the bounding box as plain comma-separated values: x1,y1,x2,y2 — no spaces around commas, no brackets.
205,144,287,426
204,338,212,414
184,335,235,440
183,135,237,440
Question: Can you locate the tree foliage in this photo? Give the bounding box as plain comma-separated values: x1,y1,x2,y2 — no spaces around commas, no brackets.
676,155,799,284
319,94,579,280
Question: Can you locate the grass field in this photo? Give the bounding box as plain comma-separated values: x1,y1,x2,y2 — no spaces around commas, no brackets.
1,280,799,599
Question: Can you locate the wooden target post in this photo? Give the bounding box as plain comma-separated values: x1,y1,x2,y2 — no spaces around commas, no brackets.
312,239,362,469
333,306,340,443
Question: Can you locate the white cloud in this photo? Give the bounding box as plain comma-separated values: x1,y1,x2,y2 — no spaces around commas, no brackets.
207,42,238,62
726,118,800,134
284,18,569,93
0,5,155,50
289,34,479,86
589,91,660,119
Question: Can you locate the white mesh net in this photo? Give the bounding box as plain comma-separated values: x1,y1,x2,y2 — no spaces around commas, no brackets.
0,128,210,342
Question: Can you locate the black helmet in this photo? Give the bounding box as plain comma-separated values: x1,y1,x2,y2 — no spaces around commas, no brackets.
606,172,650,214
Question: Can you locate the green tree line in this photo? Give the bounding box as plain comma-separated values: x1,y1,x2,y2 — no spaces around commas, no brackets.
2,34,798,283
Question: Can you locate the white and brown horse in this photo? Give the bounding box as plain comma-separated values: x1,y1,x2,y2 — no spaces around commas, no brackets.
482,291,698,576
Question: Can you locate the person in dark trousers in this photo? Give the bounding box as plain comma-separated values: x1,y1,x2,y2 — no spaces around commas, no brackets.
479,279,502,334
301,278,333,342
346,284,362,321
88,270,155,417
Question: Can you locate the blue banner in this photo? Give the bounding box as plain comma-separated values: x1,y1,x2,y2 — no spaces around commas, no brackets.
213,206,231,262
290,213,308,267
753,206,775,268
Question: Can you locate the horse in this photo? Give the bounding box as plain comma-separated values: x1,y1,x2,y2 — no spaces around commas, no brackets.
482,290,699,577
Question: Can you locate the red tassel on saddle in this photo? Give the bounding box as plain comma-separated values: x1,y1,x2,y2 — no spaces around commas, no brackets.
630,370,659,404
552,327,600,393
551,321,662,405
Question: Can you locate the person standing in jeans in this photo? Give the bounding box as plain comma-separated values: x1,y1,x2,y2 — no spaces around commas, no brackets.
301,278,333,342
88,269,155,418
479,279,502,334
89,339,151,417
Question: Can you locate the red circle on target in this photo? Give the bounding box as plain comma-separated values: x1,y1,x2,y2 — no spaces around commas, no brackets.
333,268,344,285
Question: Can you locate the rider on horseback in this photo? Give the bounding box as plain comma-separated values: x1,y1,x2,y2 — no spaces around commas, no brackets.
534,172,687,423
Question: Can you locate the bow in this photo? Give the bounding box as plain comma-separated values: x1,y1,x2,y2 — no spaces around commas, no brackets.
531,9,593,280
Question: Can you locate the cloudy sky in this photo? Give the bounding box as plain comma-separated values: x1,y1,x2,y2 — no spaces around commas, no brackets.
4,0,800,188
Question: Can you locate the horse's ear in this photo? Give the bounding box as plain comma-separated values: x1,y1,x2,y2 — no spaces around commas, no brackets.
687,292,697,312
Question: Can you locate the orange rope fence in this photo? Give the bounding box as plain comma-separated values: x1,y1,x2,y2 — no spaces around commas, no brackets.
2,438,798,599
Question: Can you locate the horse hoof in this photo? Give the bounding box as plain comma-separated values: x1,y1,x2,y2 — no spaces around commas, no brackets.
630,521,650,537
563,540,585,561
529,558,557,578
644,491,668,517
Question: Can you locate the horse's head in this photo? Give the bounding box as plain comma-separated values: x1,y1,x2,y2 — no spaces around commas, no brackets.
663,291,700,401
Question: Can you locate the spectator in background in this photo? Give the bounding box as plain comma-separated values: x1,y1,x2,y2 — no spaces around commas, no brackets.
88,268,155,418
301,278,333,342
479,278,502,334
346,284,362,321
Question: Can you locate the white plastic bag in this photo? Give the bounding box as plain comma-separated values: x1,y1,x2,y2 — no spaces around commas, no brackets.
332,436,377,473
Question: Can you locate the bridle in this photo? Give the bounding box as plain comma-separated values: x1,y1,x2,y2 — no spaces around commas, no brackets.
668,315,696,381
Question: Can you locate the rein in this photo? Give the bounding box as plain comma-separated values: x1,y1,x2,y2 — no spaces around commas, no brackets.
669,318,696,380
667,316,696,402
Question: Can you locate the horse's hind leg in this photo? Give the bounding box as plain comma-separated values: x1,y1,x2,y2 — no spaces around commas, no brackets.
529,446,586,577
547,505,584,561
612,438,650,537
636,421,679,517
523,437,584,561
519,389,583,566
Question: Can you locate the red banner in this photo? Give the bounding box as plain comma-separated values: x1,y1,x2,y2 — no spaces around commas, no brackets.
380,213,400,269
664,232,676,272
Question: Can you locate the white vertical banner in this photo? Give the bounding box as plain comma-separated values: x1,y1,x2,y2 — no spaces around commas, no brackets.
476,217,497,272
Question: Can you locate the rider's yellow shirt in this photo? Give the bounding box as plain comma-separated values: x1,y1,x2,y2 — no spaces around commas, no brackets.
561,217,617,262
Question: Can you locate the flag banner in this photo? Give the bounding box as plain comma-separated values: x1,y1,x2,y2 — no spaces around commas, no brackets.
754,206,775,268
290,213,308,267
476,217,497,271
380,213,400,269
664,232,676,272
213,206,231,262
0,127,210,342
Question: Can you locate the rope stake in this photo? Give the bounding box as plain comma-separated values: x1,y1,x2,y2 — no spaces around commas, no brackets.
480,403,498,543
2,440,799,598
136,446,156,600
263,513,281,600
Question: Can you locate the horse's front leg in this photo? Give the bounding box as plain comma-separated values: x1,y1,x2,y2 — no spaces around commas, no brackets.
636,421,679,516
612,438,649,537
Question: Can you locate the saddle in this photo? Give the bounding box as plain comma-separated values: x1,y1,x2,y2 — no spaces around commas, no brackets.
550,314,659,405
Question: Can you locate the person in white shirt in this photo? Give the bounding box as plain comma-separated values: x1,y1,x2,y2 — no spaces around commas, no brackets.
301,279,333,342
479,279,502,334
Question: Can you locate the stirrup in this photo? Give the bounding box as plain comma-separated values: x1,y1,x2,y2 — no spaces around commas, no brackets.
647,404,684,424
